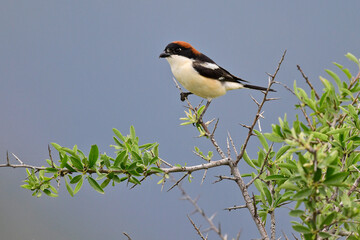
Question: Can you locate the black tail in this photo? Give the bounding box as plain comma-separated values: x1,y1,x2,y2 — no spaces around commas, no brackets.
243,84,276,92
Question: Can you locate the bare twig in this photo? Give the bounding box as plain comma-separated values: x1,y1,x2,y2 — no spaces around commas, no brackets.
250,94,260,107
226,138,231,158
48,144,55,168
224,205,247,211
299,105,315,131
187,215,207,240
297,65,320,100
160,157,173,167
6,151,10,166
12,153,24,165
282,231,289,240
227,132,238,156
167,173,189,192
193,151,210,162
201,169,208,185
275,81,296,96
211,118,220,136
239,123,251,130
123,232,132,240
292,233,300,240
213,175,236,184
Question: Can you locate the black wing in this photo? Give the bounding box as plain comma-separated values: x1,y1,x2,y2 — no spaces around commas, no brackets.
192,59,248,83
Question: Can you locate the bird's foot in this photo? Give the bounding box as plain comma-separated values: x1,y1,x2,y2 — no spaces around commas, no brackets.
180,92,193,101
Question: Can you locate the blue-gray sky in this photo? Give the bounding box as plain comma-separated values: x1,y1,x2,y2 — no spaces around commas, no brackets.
1,1,360,239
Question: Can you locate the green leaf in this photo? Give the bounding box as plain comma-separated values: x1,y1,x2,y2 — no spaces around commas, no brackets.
88,145,99,168
289,209,304,217
325,69,341,88
74,176,83,194
243,150,257,169
101,178,111,188
51,142,62,151
292,225,312,234
254,130,269,151
69,156,83,170
320,76,334,91
21,184,33,190
264,133,284,143
46,167,59,173
70,175,82,184
345,52,359,65
196,105,205,117
263,187,272,206
312,131,328,141
153,144,159,157
279,180,299,191
88,177,104,194
313,168,322,182
327,128,351,135
293,188,312,200
323,172,349,186
131,151,142,162
114,151,127,167
149,167,164,173
265,175,288,181
113,128,126,142
318,232,332,238
130,125,136,141
276,145,291,160
320,213,335,228
130,176,141,185
65,178,74,197
43,189,58,197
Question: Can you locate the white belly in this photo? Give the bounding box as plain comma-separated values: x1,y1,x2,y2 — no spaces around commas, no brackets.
166,55,227,99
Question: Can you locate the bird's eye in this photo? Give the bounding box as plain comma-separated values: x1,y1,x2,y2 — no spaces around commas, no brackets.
174,48,181,53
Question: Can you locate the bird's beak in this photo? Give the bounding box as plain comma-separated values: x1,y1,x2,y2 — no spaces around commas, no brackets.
159,52,170,58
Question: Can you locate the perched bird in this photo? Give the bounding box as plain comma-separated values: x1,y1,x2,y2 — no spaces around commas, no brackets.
160,41,275,101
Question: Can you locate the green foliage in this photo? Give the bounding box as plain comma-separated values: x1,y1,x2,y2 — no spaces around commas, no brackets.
21,126,161,197
180,107,208,137
241,53,360,238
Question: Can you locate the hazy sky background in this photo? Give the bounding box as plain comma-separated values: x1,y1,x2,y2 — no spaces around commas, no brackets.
1,1,360,239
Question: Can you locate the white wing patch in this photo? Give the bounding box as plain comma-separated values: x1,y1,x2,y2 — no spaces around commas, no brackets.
199,62,219,70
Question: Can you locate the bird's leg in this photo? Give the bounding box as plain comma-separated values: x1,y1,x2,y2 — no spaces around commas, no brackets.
180,92,193,102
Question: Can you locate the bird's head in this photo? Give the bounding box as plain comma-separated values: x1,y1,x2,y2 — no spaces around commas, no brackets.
159,41,200,59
